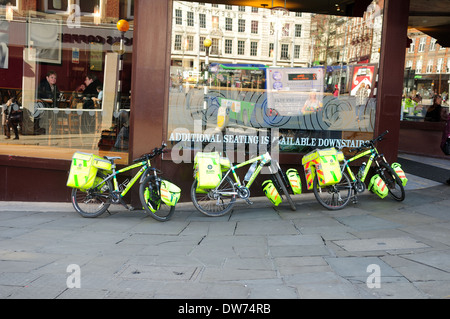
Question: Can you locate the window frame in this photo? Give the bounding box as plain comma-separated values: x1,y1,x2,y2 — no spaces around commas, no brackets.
250,41,258,56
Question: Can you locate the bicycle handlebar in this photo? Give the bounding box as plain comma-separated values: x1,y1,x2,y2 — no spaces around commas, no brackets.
133,142,167,163
349,130,389,153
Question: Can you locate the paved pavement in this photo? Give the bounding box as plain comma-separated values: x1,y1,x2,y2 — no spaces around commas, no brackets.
0,157,449,300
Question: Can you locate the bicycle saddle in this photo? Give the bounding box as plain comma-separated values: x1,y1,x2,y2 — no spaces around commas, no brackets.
104,156,122,162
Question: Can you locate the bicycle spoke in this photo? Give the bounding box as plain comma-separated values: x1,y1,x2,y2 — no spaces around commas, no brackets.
71,172,113,218
313,171,352,210
191,176,236,217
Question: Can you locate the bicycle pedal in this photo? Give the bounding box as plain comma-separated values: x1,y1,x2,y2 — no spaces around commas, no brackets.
245,199,253,205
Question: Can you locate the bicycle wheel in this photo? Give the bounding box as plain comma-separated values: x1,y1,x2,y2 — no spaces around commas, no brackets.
191,175,236,217
273,170,296,211
71,172,112,218
313,171,352,210
139,175,175,222
378,162,405,201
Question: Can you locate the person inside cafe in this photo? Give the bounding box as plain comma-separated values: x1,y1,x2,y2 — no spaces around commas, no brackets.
82,74,102,109
3,97,21,140
425,94,447,122
33,71,60,134
91,86,103,108
38,71,60,107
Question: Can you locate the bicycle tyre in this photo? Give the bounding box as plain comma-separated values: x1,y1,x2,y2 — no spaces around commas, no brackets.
191,175,236,217
313,171,352,210
379,162,405,201
273,170,296,211
139,175,176,222
71,172,113,218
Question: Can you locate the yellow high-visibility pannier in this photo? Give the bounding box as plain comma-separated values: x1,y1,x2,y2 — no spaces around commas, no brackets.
286,168,302,194
391,162,408,186
219,157,231,172
368,174,388,199
262,180,282,206
67,152,113,189
92,156,112,173
160,180,181,206
67,152,98,189
194,152,222,189
302,148,342,189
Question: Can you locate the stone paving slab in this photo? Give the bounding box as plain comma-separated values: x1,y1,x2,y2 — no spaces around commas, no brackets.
336,215,404,231
333,237,429,252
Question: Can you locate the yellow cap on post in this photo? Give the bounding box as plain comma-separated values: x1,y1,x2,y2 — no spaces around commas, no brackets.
117,19,130,32
203,38,212,48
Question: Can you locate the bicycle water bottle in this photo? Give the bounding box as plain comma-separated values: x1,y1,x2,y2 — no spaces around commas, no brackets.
244,162,258,182
358,162,366,179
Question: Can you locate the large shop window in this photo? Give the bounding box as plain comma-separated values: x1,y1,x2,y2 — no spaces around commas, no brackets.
167,1,384,163
402,29,449,123
0,0,133,164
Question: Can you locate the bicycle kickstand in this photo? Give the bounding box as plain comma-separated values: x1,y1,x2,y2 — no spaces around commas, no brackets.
112,192,134,211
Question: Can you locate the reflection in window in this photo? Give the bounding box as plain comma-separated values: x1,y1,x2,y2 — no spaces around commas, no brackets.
0,0,17,7
238,40,245,55
295,24,302,37
281,44,289,60
403,29,449,120
78,0,100,14
174,34,182,51
225,17,232,31
0,0,133,162
187,11,194,26
175,9,182,25
251,20,258,34
225,39,233,54
168,1,385,156
238,19,245,32
250,41,258,56
47,0,69,11
199,13,206,28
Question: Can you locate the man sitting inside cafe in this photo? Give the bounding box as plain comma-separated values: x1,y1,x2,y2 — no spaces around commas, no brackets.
38,70,60,107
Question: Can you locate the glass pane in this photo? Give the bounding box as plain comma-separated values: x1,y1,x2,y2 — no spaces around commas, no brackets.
0,1,17,6
79,0,99,13
402,29,449,122
0,0,133,164
48,0,68,11
167,1,385,161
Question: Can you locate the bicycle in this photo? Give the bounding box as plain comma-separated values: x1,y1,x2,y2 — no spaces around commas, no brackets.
69,143,180,222
312,130,405,210
191,152,296,217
